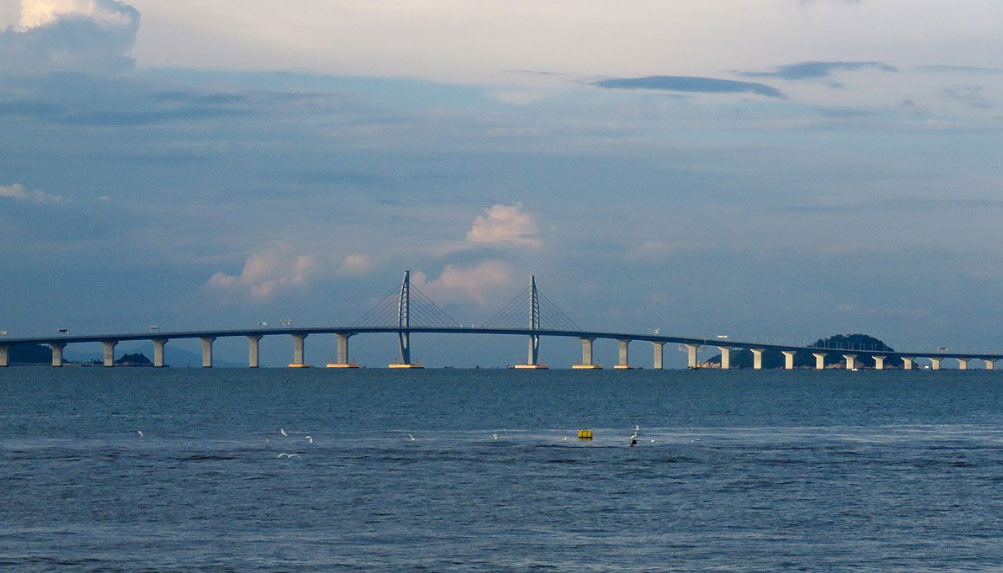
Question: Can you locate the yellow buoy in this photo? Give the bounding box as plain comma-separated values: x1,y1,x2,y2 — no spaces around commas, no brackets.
577,428,593,440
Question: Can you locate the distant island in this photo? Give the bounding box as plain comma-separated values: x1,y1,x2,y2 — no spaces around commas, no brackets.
115,353,153,367
702,334,894,369
6,343,52,364
5,343,153,366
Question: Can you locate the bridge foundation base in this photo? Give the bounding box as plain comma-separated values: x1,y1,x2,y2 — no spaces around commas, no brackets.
612,364,637,370
389,363,424,369
572,364,602,370
287,363,312,368
326,363,360,368
511,364,549,369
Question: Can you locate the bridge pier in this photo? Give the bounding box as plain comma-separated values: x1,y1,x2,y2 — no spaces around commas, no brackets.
289,333,308,368
718,346,732,370
782,350,796,370
843,354,857,370
751,348,765,370
0,346,8,367
50,342,66,367
652,341,665,370
957,358,969,370
101,340,117,367
247,335,262,368
813,352,827,370
902,356,915,370
614,339,634,369
684,344,700,369
201,337,215,368
573,337,599,369
873,355,886,370
930,357,942,370
152,339,167,367
327,333,359,368
985,359,996,370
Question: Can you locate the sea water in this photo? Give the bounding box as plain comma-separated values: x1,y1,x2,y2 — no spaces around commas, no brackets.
2,367,1003,570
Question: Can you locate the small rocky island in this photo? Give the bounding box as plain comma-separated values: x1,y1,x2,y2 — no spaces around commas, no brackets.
702,334,894,369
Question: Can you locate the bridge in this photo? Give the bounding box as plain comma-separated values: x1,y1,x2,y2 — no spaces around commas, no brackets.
1,272,1001,371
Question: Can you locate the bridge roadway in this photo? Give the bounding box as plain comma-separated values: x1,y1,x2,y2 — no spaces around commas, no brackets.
1,326,1001,371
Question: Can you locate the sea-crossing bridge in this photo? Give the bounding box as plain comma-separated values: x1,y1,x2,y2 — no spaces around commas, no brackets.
1,272,1000,371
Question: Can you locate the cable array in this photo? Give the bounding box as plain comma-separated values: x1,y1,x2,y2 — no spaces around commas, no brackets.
350,285,459,328
480,285,580,331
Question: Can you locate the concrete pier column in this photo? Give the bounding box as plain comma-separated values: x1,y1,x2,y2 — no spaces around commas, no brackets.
101,340,117,367
0,346,8,367
651,341,665,370
782,350,796,370
615,339,632,369
581,338,594,367
200,337,215,368
843,354,857,370
290,333,307,367
812,352,827,370
50,342,67,367
902,357,915,370
718,346,732,370
985,359,995,371
684,344,700,369
873,356,886,370
930,358,942,370
247,335,262,368
336,334,351,365
751,348,766,370
957,358,969,370
152,339,167,368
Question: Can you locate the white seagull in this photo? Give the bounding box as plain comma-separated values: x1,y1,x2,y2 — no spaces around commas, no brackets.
276,453,299,459
137,430,143,438
408,434,415,441
305,435,313,444
280,428,287,437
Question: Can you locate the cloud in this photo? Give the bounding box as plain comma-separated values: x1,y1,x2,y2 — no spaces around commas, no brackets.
0,182,64,203
0,0,140,74
740,61,897,81
593,76,783,98
412,261,515,306
338,253,375,276
207,244,318,302
465,203,541,248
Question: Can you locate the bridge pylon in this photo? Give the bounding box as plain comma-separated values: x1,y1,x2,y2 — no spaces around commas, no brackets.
389,270,422,368
512,275,548,369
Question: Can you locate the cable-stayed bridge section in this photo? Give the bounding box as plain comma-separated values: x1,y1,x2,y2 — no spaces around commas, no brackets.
1,272,1001,370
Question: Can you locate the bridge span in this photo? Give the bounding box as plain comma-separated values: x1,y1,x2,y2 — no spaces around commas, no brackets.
1,272,1000,370
0,325,1000,370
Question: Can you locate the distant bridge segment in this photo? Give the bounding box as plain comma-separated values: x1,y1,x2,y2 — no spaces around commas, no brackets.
1,272,1000,370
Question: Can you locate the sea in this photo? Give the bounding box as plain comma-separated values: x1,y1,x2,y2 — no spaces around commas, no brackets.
3,367,1003,571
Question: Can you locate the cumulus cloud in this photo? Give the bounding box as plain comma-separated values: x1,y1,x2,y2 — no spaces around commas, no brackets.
593,76,783,98
0,0,140,74
412,261,515,306
338,253,375,276
0,182,64,203
466,203,541,248
207,244,318,302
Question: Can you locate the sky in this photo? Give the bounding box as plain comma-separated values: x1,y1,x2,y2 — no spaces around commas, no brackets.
2,0,1003,367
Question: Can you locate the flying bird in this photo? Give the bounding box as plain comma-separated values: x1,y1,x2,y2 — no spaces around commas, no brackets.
280,428,287,437
137,430,143,438
408,434,415,441
305,435,313,444
276,453,299,459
